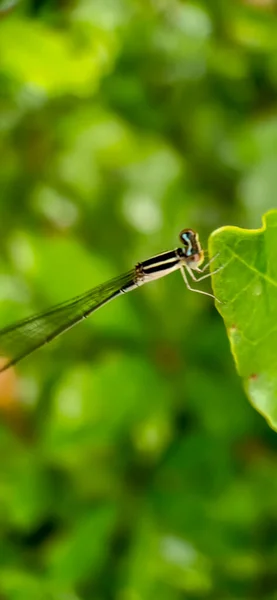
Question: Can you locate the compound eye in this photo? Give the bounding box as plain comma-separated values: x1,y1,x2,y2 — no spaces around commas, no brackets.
179,229,195,247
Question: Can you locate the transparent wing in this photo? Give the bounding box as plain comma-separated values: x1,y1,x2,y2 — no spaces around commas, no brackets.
0,270,135,372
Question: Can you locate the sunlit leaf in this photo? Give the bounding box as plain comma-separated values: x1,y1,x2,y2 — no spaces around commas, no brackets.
0,18,117,95
209,209,277,429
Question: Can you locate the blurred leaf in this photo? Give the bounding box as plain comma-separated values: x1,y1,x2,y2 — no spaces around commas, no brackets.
5,454,51,529
0,568,80,600
125,518,212,599
46,504,116,584
43,355,172,462
0,569,45,600
209,209,277,430
0,18,117,95
230,7,277,51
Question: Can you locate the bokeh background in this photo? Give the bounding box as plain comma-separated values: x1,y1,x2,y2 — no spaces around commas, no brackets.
1,1,277,599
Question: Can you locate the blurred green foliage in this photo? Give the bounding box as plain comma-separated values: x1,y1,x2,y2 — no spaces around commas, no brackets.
1,0,277,599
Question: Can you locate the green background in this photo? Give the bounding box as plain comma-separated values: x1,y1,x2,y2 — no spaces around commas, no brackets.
0,1,277,599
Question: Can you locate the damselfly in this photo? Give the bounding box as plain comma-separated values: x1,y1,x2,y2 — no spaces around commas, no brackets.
0,229,221,373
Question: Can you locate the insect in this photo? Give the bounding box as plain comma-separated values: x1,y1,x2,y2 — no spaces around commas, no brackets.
0,229,221,372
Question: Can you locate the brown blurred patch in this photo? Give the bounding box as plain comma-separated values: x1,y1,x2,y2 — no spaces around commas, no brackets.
0,4,17,20
153,341,183,375
0,358,17,407
0,359,30,438
242,0,276,8
235,436,274,465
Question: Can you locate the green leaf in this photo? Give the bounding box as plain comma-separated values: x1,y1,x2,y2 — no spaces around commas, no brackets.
208,209,277,430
